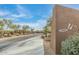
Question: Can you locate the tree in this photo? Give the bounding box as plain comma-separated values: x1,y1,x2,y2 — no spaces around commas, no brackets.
3,19,12,29
22,25,30,30
43,17,52,37
10,24,18,30
16,25,20,30
31,28,34,32
3,19,11,24
0,24,4,30
43,26,49,37
0,20,4,30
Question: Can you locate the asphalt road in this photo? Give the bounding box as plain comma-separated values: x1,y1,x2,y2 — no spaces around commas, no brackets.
0,34,44,55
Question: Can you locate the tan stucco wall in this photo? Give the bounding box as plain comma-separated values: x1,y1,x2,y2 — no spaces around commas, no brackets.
51,5,79,54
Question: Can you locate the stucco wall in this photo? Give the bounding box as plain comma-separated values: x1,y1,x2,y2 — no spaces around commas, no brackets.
51,5,79,54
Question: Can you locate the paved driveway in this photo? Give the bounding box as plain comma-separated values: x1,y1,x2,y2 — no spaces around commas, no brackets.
0,34,44,55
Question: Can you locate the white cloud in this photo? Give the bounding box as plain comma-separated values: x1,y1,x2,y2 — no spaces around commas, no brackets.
0,5,33,20
11,5,33,18
11,14,25,18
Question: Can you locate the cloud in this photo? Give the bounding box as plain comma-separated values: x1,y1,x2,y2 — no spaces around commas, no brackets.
0,5,33,20
11,14,25,18
11,5,33,18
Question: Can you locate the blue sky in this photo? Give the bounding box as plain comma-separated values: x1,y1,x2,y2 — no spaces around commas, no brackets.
0,4,53,30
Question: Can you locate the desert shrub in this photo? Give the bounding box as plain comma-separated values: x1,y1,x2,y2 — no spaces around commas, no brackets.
61,33,79,55
0,30,4,37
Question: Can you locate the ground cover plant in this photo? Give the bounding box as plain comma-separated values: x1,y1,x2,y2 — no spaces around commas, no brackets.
61,33,79,55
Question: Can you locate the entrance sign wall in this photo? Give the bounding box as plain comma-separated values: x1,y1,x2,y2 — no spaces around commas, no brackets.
51,5,79,54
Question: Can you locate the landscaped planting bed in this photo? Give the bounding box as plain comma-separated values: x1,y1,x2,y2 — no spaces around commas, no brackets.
0,30,31,38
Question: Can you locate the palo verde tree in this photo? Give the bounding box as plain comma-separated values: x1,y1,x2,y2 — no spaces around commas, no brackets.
9,24,19,30
0,20,4,30
43,17,52,37
22,25,30,31
0,23,4,30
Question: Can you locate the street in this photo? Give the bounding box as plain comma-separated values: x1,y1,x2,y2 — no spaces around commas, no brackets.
0,34,44,55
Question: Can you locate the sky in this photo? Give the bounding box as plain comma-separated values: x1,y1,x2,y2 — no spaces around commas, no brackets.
0,4,79,30
0,4,53,30
62,4,79,9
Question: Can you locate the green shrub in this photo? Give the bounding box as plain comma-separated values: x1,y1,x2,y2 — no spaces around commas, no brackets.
61,33,79,55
